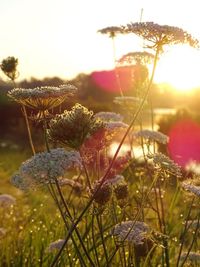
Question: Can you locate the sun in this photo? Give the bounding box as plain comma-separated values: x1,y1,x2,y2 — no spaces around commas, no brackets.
154,46,200,92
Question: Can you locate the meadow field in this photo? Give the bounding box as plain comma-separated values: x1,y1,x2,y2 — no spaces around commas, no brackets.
0,21,200,267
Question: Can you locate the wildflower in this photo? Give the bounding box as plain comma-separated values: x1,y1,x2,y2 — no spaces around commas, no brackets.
180,252,200,262
47,239,66,252
0,194,16,207
112,220,150,245
114,182,128,199
48,103,105,149
11,148,82,189
182,182,200,197
114,96,148,111
148,153,182,177
98,26,123,38
11,173,31,190
105,121,128,131
90,181,112,206
123,22,199,50
134,129,169,144
7,84,77,111
117,51,154,66
94,112,123,122
1,56,19,81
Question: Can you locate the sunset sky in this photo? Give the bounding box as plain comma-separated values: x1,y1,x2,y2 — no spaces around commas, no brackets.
1,0,200,90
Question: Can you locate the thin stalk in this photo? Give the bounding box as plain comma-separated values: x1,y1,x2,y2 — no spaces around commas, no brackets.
80,151,92,189
48,184,87,267
91,210,101,267
176,196,196,266
158,182,170,267
54,178,95,267
96,214,109,265
22,105,36,155
50,46,160,267
43,111,50,152
179,212,200,267
106,172,160,266
43,116,95,266
111,36,124,97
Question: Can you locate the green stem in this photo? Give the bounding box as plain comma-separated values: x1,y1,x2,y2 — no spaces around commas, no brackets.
96,214,109,265
91,210,101,267
176,196,195,267
112,36,124,97
47,184,87,267
158,182,170,267
50,46,160,267
179,212,200,267
22,105,36,155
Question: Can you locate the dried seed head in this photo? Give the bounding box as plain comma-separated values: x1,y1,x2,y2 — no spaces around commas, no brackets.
91,182,112,206
114,183,129,200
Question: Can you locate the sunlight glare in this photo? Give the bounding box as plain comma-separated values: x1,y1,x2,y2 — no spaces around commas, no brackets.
154,46,200,92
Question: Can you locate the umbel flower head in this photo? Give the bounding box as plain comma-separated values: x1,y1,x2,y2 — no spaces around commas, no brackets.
148,152,182,177
1,56,19,81
134,129,169,144
182,180,200,197
94,112,123,122
98,26,123,38
7,84,77,111
118,51,154,66
112,220,150,245
11,148,82,190
48,103,105,149
122,22,199,50
90,181,112,206
47,239,67,252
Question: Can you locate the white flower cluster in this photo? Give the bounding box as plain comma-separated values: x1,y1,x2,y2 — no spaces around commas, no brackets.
148,153,182,177
114,96,148,111
48,103,105,149
7,84,77,110
94,112,123,122
8,85,77,100
47,239,66,252
180,252,200,262
11,148,82,189
182,182,200,197
124,22,199,48
98,26,123,37
112,221,150,245
134,129,169,144
105,121,128,131
118,51,154,65
0,194,16,207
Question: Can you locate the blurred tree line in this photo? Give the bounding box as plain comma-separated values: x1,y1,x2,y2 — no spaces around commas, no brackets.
1,57,200,147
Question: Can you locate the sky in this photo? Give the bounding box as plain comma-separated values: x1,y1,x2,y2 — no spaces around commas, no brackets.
1,0,200,89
